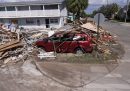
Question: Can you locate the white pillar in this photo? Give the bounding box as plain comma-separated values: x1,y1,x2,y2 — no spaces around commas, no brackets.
59,17,63,27
15,6,17,16
5,7,7,17
29,5,31,10
15,6,17,11
58,4,60,10
29,6,31,16
5,6,7,11
43,5,44,10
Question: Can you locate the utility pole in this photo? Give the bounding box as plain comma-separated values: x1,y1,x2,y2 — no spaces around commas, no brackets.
106,0,108,18
107,0,108,5
125,0,129,22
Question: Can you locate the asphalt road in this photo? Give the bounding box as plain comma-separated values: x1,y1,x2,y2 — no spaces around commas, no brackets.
102,21,130,62
84,21,130,91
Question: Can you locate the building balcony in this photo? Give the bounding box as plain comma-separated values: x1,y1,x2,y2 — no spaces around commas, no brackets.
0,10,61,18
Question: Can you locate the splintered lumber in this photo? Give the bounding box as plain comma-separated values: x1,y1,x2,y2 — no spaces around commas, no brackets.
4,58,11,64
0,51,8,58
0,40,23,52
81,23,104,33
0,52,3,56
30,33,43,39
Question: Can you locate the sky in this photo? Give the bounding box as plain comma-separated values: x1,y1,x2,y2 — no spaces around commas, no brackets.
89,0,128,5
87,0,128,14
0,0,128,4
0,0,129,14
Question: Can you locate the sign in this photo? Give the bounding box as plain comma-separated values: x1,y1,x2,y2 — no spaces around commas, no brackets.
94,13,105,40
94,13,105,26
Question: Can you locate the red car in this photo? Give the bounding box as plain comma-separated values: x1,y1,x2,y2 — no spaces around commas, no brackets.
35,32,93,54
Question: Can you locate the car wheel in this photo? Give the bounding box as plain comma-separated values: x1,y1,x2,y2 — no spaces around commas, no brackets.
75,48,84,55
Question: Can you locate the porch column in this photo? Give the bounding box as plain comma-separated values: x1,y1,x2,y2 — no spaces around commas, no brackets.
15,6,17,16
58,4,60,10
5,7,7,17
43,5,44,10
29,6,31,16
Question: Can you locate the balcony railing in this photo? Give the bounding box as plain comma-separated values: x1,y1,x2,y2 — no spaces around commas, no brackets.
0,10,60,18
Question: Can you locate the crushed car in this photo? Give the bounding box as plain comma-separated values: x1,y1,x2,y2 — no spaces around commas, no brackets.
35,32,93,54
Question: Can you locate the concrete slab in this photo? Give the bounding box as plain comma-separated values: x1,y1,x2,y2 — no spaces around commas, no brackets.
105,73,122,78
90,66,108,73
35,62,113,87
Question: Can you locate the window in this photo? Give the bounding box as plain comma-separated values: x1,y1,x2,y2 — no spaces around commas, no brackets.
7,6,15,11
26,19,34,24
17,6,29,11
50,19,58,24
44,4,58,10
50,37,60,42
30,5,43,10
0,7,5,11
0,19,3,23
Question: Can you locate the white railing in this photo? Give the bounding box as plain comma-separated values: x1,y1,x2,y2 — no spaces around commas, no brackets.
0,10,60,18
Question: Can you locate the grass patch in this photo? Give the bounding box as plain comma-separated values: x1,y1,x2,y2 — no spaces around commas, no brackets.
66,54,102,64
43,42,124,64
51,53,113,64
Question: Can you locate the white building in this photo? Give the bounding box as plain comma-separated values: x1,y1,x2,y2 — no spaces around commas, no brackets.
0,0,67,29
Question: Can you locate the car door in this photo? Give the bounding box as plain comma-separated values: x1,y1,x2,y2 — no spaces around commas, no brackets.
57,36,73,53
49,36,61,52
58,41,72,53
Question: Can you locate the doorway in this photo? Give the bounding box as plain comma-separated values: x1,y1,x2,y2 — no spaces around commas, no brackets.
37,19,40,26
45,18,50,28
11,19,18,24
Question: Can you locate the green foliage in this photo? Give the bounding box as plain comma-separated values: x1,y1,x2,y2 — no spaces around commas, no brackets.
92,3,119,19
115,8,125,21
128,3,130,17
66,0,88,19
92,10,98,17
115,2,130,21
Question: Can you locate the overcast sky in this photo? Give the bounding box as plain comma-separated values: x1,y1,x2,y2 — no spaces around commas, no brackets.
90,0,128,5
0,0,128,5
1,0,128,14
86,0,129,14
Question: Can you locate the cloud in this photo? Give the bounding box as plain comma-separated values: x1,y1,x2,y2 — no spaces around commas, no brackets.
89,0,128,5
89,0,106,4
0,0,129,5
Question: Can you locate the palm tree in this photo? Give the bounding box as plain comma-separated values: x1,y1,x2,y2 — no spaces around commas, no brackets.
66,0,88,19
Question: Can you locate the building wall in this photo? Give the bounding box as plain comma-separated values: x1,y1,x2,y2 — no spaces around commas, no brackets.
18,17,60,29
60,2,67,17
0,3,68,29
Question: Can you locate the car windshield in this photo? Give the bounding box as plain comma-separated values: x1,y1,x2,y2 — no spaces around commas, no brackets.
49,36,60,42
49,34,86,42
49,34,74,42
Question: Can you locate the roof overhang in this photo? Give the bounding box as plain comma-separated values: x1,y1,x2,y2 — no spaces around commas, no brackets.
0,0,65,7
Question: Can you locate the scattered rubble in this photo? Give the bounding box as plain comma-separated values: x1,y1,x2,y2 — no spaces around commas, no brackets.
0,20,122,67
38,52,56,59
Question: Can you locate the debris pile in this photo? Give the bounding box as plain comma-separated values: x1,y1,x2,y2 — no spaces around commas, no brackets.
0,24,26,66
0,24,48,66
0,19,120,66
80,22,118,60
57,21,118,60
